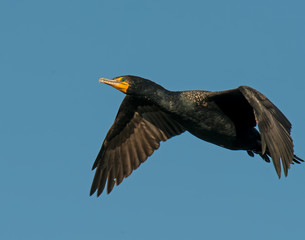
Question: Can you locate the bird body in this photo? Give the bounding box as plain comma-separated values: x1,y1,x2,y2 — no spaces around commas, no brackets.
90,75,303,196
149,90,236,148
163,90,239,148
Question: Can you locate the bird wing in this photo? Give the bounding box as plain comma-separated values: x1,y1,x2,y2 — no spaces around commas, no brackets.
238,86,293,177
207,86,293,177
90,95,185,196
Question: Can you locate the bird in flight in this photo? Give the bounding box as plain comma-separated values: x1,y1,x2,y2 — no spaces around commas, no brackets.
90,75,303,197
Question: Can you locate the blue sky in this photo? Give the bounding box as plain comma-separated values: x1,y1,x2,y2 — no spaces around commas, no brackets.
1,0,305,239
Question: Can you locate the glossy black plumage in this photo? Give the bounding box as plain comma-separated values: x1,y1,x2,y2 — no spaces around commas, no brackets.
90,75,303,196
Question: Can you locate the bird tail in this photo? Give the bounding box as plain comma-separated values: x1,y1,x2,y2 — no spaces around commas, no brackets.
247,150,304,172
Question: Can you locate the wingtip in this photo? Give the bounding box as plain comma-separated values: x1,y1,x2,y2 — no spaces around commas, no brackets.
92,161,98,170
90,186,97,196
275,167,281,179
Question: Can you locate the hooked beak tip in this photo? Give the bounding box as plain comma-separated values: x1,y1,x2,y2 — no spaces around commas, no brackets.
99,77,106,83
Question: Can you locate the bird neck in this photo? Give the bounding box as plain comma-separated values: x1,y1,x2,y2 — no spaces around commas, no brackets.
141,85,173,110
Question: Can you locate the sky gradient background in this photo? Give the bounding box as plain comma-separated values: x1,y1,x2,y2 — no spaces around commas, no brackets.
1,1,305,239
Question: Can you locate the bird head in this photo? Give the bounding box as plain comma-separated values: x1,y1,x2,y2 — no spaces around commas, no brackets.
99,75,159,96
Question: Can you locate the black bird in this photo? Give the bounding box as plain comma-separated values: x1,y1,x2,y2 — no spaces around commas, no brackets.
90,75,303,196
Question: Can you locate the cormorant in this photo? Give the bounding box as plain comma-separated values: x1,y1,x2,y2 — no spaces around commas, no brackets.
90,75,303,196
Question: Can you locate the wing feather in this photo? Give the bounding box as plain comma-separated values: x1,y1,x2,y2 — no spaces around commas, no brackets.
91,96,185,196
208,86,297,177
238,86,294,177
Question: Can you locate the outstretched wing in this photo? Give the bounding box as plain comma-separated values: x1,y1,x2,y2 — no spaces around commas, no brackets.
207,86,294,177
238,86,293,177
90,96,185,196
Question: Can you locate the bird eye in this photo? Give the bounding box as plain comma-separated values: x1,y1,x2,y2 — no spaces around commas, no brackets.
115,77,126,82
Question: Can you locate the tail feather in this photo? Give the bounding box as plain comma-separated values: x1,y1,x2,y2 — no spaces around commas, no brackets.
255,151,303,175
293,155,304,164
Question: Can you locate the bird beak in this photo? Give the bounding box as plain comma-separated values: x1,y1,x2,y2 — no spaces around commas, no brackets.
99,77,129,93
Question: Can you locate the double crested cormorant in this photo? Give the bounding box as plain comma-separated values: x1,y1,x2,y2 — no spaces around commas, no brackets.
90,75,303,196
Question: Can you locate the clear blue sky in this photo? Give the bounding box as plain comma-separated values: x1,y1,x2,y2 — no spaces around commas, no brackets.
1,1,305,239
